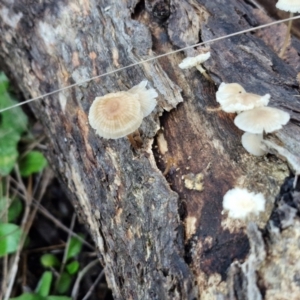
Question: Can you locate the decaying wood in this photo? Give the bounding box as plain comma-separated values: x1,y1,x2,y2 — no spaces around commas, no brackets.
1,0,300,299
225,177,300,300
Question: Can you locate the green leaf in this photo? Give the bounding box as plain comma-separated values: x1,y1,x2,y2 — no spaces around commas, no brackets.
35,271,53,297
56,272,72,294
41,254,60,268
66,261,79,275
0,128,20,176
9,293,43,300
8,198,23,222
0,223,22,257
19,151,47,177
66,235,83,260
46,297,71,300
0,72,28,176
0,197,23,222
0,93,28,134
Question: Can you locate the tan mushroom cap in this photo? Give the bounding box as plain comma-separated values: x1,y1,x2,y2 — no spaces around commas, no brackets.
178,52,211,69
241,132,267,156
234,106,290,134
127,80,158,117
276,0,300,13
217,82,246,99
88,92,143,139
216,82,270,113
221,93,270,113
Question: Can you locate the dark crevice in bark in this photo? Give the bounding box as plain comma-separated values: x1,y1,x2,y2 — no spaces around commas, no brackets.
131,0,145,20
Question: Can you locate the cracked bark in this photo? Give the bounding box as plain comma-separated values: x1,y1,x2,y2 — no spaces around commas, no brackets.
1,0,300,299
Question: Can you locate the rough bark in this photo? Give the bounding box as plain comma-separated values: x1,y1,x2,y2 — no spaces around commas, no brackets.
1,0,300,299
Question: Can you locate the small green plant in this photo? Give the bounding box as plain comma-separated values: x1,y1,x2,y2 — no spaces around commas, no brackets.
8,235,85,299
40,235,84,295
19,151,48,177
1,71,99,300
0,73,28,176
0,71,49,299
9,271,71,300
0,72,47,177
0,222,22,257
0,72,48,259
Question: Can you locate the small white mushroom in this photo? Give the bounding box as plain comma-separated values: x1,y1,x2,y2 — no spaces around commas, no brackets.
223,188,266,219
127,80,158,117
276,0,300,57
89,92,143,139
216,82,270,113
276,0,300,13
179,52,212,81
241,132,267,156
88,81,157,139
178,52,211,69
234,106,290,134
216,82,246,100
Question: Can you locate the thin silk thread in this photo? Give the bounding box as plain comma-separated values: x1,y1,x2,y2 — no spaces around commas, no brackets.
0,15,299,113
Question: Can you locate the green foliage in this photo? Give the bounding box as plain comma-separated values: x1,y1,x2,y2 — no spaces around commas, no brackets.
8,198,23,222
0,197,23,223
66,261,79,275
35,271,52,297
0,129,20,176
19,151,48,177
66,235,83,260
9,293,43,300
0,72,28,176
56,272,72,294
41,254,60,268
9,272,72,300
30,236,84,297
1,72,73,300
10,293,71,300
46,297,72,300
0,223,22,257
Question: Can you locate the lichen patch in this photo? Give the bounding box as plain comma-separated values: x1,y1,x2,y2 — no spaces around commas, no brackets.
183,173,204,191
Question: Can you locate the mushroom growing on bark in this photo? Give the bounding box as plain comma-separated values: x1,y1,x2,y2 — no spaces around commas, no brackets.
127,80,158,117
241,132,267,156
234,106,290,134
178,52,212,81
223,188,266,219
88,81,157,142
276,0,300,57
216,82,270,113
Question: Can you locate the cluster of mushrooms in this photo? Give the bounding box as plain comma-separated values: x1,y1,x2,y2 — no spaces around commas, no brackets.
216,82,290,157
88,0,298,221
215,82,291,219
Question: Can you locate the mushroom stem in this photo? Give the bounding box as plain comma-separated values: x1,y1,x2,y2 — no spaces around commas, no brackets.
279,12,293,58
195,65,213,82
206,107,222,112
127,134,138,150
127,130,143,150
